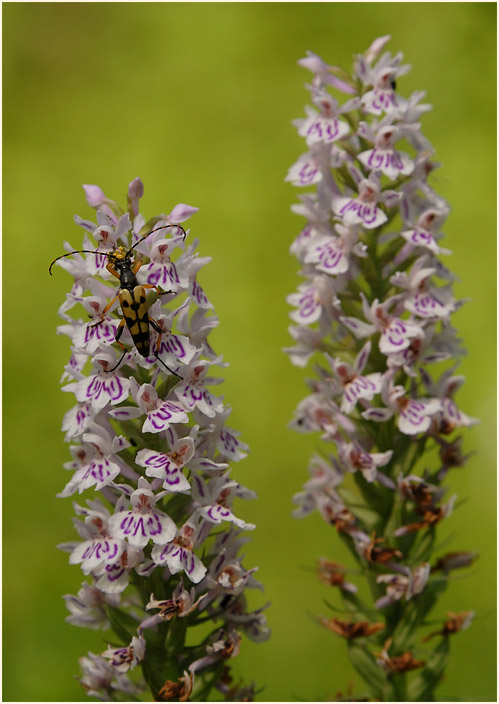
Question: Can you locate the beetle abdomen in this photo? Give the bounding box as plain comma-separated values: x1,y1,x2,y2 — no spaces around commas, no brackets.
119,286,150,356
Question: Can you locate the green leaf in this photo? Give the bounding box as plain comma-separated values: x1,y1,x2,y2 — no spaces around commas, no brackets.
341,590,380,622
140,643,174,700
404,436,429,475
164,617,188,655
407,638,450,701
337,531,363,567
335,164,358,191
336,488,381,533
106,605,139,644
157,373,181,398
409,527,436,565
391,579,448,652
391,600,420,651
191,661,225,702
390,672,409,702
352,473,395,520
347,642,386,700
383,492,405,544
416,579,449,622
163,492,193,523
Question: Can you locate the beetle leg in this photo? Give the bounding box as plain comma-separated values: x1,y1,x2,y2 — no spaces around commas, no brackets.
107,263,120,279
102,294,121,315
103,319,129,373
89,294,120,328
149,316,181,377
141,283,175,296
114,317,126,343
132,259,142,274
149,317,163,336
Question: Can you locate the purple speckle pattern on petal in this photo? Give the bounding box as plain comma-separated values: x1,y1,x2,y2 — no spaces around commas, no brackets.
191,279,211,308
314,242,347,274
298,161,320,185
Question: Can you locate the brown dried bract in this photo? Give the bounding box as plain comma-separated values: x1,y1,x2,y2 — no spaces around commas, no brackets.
377,638,425,673
317,558,347,586
432,551,477,573
398,477,434,506
438,435,467,465
364,533,402,564
322,617,384,639
207,629,242,660
216,666,256,702
333,508,357,534
402,505,445,533
421,610,475,642
410,482,434,507
158,671,193,702
441,611,474,635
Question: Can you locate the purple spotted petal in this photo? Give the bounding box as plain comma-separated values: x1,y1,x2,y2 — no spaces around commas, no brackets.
289,288,322,325
362,88,398,115
309,240,348,275
379,319,423,355
341,373,382,413
174,382,221,418
354,342,371,374
136,449,190,493
108,406,143,421
190,279,213,309
109,509,176,549
199,504,255,530
140,260,188,291
359,148,414,180
402,227,441,253
340,316,376,339
217,429,248,461
286,154,322,187
302,116,349,145
188,457,229,472
157,331,197,367
76,373,130,412
334,197,387,230
397,401,432,435
73,320,119,353
95,562,130,594
80,458,121,492
151,543,207,583
361,407,394,423
142,402,189,433
406,293,452,320
70,538,123,573
62,403,91,440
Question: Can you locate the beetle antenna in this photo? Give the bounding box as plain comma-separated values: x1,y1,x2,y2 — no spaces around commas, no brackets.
48,249,117,276
105,348,129,373
126,223,187,257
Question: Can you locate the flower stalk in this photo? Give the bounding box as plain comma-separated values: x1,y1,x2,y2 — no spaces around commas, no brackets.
55,180,268,701
286,37,476,702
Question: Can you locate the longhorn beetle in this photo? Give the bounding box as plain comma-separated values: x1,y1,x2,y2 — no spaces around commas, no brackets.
49,224,186,375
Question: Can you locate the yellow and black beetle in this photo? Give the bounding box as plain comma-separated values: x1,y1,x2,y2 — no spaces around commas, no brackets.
49,224,186,375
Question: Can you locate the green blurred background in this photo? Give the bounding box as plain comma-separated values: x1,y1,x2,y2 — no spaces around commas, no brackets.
3,3,496,701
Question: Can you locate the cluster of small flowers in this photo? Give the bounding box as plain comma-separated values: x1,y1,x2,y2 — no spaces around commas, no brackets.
56,179,268,700
285,36,476,695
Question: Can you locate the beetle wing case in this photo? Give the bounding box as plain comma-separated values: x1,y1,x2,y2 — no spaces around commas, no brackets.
118,286,150,356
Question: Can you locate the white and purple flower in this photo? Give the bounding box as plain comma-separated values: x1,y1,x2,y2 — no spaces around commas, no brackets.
286,37,476,694
55,180,267,699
